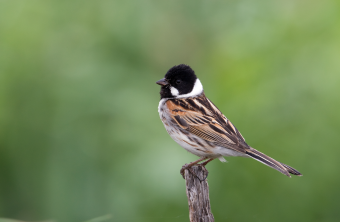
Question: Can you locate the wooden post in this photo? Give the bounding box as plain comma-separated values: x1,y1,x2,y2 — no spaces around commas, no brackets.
184,165,214,222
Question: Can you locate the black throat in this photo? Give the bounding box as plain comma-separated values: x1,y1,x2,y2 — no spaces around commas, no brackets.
159,85,174,99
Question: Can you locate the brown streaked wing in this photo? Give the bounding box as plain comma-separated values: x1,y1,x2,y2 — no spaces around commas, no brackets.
166,99,248,153
205,98,247,142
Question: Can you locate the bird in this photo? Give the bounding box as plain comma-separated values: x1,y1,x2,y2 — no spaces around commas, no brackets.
156,64,302,178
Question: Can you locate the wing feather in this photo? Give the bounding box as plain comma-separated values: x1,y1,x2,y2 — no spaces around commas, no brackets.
166,97,248,153
164,95,302,177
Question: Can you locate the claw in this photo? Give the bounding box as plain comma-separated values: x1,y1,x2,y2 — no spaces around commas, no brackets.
179,157,211,181
180,163,190,179
180,164,209,181
197,164,209,181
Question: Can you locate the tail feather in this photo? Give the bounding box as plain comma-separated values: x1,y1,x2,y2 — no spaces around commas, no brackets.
280,162,303,176
246,148,302,177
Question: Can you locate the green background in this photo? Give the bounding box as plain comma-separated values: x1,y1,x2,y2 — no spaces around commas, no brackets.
1,1,339,222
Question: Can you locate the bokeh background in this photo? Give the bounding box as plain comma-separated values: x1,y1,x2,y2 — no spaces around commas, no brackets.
1,1,340,222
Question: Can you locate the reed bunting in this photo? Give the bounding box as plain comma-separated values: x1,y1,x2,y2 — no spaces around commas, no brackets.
157,64,302,178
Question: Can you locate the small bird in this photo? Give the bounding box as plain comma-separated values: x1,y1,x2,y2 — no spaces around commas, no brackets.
157,64,302,178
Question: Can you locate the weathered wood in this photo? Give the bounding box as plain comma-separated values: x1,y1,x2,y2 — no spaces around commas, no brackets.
184,165,214,222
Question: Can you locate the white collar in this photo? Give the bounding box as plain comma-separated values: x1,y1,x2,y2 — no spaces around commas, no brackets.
175,78,203,99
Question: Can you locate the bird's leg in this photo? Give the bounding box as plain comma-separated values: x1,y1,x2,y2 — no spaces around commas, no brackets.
196,158,215,181
180,157,208,180
199,158,215,166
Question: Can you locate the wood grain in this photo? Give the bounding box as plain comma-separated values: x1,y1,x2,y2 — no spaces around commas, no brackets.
184,166,214,222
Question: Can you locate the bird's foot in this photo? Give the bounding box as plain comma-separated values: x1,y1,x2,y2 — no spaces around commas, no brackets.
180,163,209,182
180,163,190,179
197,164,209,181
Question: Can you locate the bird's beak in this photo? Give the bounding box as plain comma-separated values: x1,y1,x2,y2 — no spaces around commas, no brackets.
156,78,169,86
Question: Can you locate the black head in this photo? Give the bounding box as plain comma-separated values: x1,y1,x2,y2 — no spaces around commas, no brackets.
156,64,202,99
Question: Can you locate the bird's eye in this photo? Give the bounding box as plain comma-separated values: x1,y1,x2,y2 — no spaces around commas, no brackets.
176,80,181,84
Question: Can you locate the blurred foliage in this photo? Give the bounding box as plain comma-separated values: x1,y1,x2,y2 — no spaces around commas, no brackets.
0,0,340,222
